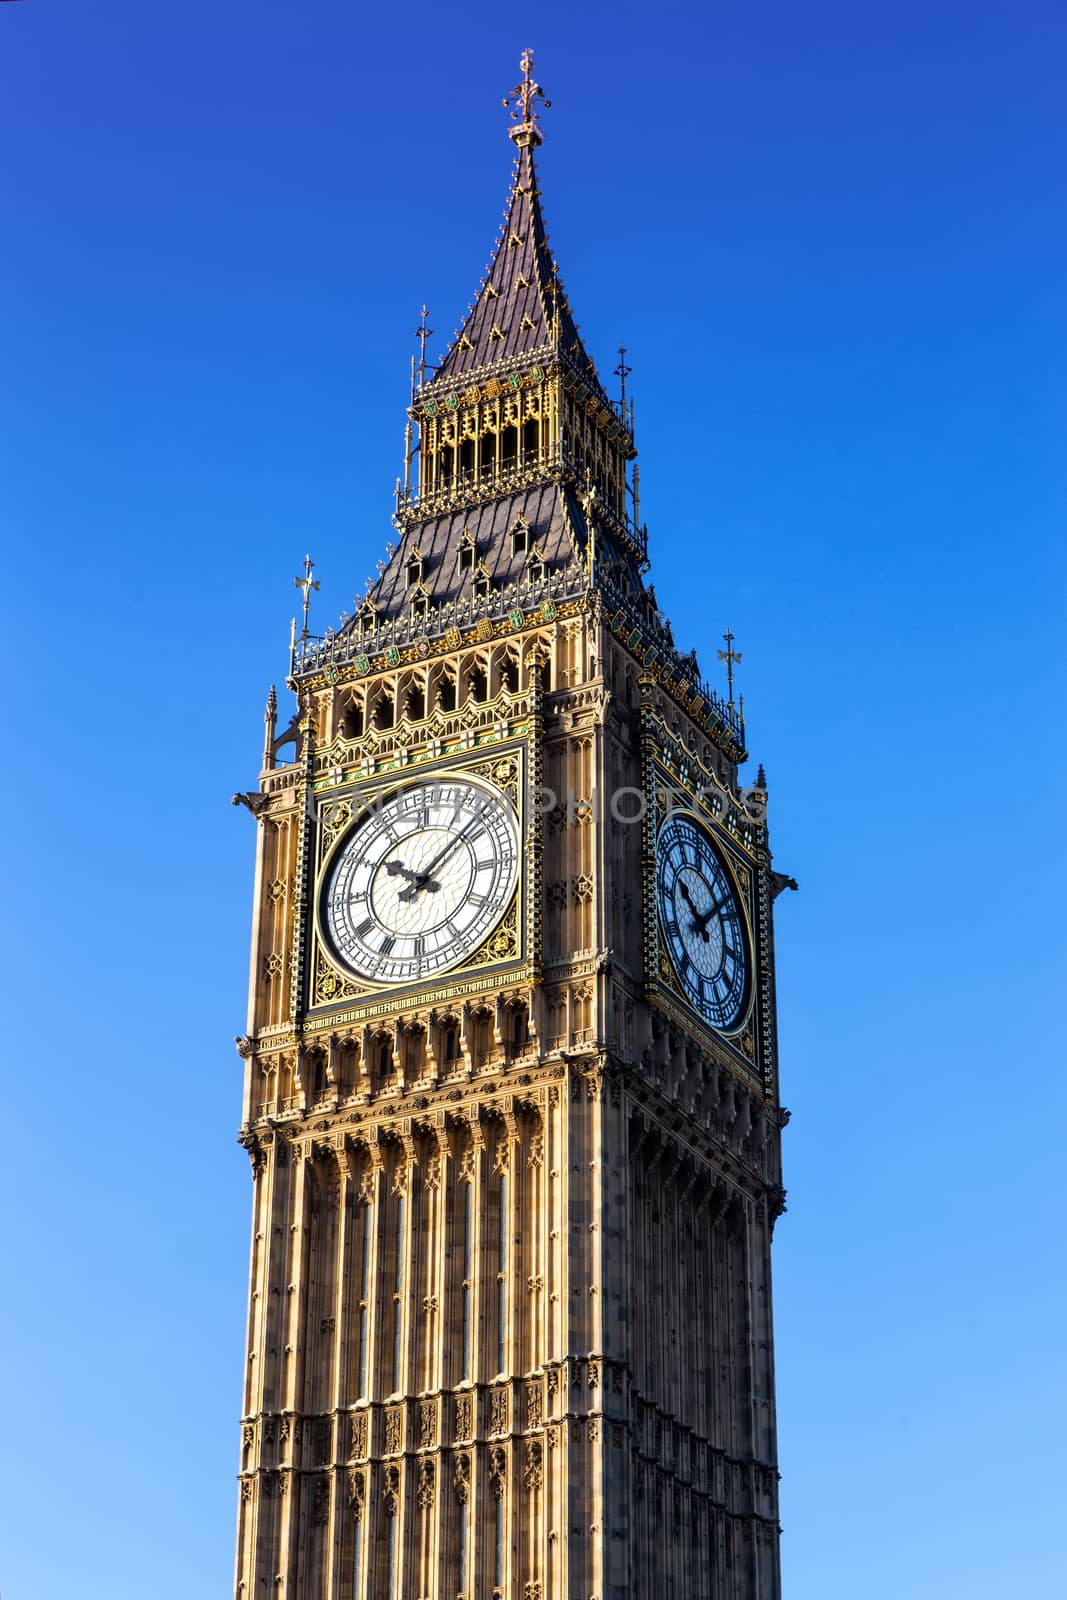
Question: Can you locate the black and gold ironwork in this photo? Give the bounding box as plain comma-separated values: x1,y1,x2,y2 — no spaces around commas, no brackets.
293,552,319,644
502,47,551,146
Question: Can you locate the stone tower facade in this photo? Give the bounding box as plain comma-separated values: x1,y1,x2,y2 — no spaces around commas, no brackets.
232,54,790,1600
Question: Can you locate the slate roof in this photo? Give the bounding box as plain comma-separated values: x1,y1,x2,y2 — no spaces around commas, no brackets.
431,140,607,403
354,481,585,627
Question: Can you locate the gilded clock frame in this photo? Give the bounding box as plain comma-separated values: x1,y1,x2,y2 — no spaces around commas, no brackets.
305,740,534,1019
655,805,755,1038
643,752,769,1092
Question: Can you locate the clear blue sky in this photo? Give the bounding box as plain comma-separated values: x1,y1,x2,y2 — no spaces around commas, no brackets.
2,3,1065,1596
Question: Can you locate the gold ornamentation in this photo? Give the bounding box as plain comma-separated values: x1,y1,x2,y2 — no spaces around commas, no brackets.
454,897,519,972
465,753,520,805
314,955,360,1005
320,800,352,847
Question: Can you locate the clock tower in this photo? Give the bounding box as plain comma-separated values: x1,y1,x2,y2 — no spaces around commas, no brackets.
233,53,791,1600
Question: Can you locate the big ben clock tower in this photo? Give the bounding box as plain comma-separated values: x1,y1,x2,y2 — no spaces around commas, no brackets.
232,52,792,1600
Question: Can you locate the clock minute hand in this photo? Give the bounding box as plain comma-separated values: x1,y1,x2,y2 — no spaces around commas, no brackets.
414,809,486,885
397,811,487,901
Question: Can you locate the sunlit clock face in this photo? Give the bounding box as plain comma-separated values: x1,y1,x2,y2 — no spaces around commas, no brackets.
656,813,750,1031
323,776,519,985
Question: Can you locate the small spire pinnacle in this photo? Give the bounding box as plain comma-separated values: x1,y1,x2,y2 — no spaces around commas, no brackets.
263,685,278,770
717,628,742,710
414,304,434,389
503,48,551,147
614,344,632,411
294,554,320,644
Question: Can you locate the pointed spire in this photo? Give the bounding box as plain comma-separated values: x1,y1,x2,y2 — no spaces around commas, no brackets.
430,52,602,393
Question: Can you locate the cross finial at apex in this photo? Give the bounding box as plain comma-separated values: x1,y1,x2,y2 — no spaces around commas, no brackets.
503,48,551,147
294,553,320,644
717,627,743,709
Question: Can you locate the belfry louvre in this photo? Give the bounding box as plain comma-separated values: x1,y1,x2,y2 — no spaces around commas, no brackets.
232,51,791,1600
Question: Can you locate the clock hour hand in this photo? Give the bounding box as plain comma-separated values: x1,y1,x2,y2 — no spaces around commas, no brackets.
678,878,711,941
678,879,699,916
385,857,442,902
397,875,441,902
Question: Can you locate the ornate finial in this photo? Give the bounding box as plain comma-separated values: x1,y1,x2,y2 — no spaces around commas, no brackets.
546,258,562,341
262,684,278,771
614,345,632,411
414,305,434,389
294,554,320,645
503,49,550,147
717,628,742,710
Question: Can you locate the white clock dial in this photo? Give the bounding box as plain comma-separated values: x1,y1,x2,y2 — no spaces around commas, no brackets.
322,776,519,985
656,814,750,1031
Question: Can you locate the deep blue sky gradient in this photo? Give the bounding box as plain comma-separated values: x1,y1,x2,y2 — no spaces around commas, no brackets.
2,3,1065,1596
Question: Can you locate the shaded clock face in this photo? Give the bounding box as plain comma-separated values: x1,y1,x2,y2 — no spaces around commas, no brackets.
322,776,519,985
656,814,750,1031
